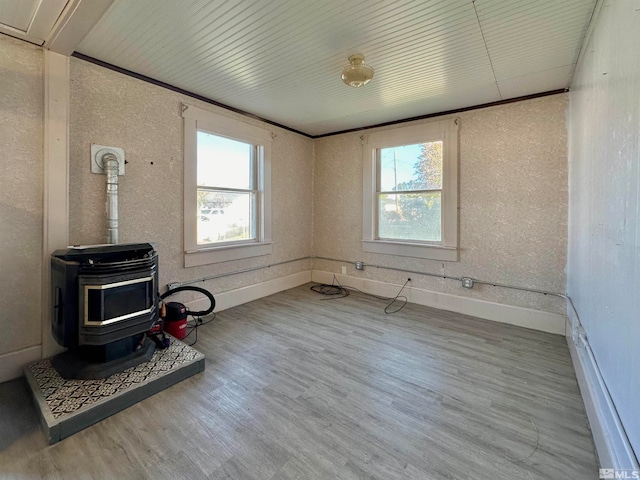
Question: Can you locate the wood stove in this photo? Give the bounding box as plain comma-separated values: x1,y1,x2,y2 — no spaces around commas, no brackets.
50,243,159,379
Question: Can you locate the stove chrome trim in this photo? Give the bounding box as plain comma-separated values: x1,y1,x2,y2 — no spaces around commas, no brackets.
83,275,155,326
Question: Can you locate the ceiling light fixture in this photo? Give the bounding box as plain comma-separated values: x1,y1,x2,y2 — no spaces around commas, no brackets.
341,54,374,88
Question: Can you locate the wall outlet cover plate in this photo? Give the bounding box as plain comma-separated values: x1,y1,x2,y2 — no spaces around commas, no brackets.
461,277,474,288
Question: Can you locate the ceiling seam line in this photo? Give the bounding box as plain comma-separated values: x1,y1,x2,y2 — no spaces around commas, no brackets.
568,0,605,87
472,0,502,99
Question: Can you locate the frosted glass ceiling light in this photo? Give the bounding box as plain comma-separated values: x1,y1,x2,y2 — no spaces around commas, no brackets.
341,54,374,88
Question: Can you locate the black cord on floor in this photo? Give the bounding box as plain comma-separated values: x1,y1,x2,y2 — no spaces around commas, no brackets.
383,278,410,314
310,275,410,314
181,312,216,346
310,278,349,298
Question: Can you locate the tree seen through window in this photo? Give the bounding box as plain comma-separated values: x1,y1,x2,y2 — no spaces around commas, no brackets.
378,141,443,242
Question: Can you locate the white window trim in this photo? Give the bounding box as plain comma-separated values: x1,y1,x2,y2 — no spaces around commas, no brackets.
362,118,458,262
182,104,272,267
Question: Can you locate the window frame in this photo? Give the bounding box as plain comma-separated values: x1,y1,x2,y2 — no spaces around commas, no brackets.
362,118,458,261
183,104,272,267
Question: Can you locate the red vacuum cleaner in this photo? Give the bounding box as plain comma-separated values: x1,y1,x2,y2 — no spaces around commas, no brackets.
150,286,216,345
164,301,188,339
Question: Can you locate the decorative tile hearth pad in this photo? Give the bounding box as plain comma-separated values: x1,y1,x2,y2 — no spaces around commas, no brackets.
24,336,205,444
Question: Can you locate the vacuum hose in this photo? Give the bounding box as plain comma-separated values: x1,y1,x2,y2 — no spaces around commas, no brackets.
160,286,215,317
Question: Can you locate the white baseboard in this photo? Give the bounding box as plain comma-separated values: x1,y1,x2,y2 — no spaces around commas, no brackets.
566,319,639,470
312,271,566,335
184,270,312,314
0,345,42,384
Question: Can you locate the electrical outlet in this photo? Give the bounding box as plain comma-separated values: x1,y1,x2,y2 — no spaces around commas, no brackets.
355,261,364,270
341,266,347,275
461,277,474,289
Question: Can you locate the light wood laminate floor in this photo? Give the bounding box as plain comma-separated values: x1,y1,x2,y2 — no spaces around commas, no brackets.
0,284,597,479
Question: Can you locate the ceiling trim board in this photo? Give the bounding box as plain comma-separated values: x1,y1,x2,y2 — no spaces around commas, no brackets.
312,89,568,139
71,52,314,139
0,28,42,46
28,0,69,41
45,0,116,56
71,52,567,140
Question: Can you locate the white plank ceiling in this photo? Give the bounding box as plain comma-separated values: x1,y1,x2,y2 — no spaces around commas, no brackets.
76,0,598,136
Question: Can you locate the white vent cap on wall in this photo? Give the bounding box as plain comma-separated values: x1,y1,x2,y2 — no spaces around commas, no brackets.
91,144,125,175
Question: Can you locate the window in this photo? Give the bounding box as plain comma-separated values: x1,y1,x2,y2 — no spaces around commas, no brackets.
183,105,272,267
196,132,256,245
362,119,458,261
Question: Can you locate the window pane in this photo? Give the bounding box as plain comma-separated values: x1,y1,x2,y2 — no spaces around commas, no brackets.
197,190,254,244
380,141,443,192
378,192,441,242
197,131,253,189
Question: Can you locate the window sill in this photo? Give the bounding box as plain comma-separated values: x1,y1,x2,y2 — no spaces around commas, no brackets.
185,242,272,267
362,240,458,262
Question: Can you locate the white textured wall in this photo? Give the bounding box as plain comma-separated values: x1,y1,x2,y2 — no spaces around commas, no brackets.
0,37,570,374
568,0,640,458
0,36,43,356
69,58,314,296
314,94,568,314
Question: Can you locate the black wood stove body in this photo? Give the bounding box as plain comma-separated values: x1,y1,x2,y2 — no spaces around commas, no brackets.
50,243,159,379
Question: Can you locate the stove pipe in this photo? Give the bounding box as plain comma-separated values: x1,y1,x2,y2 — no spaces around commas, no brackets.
104,153,119,244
